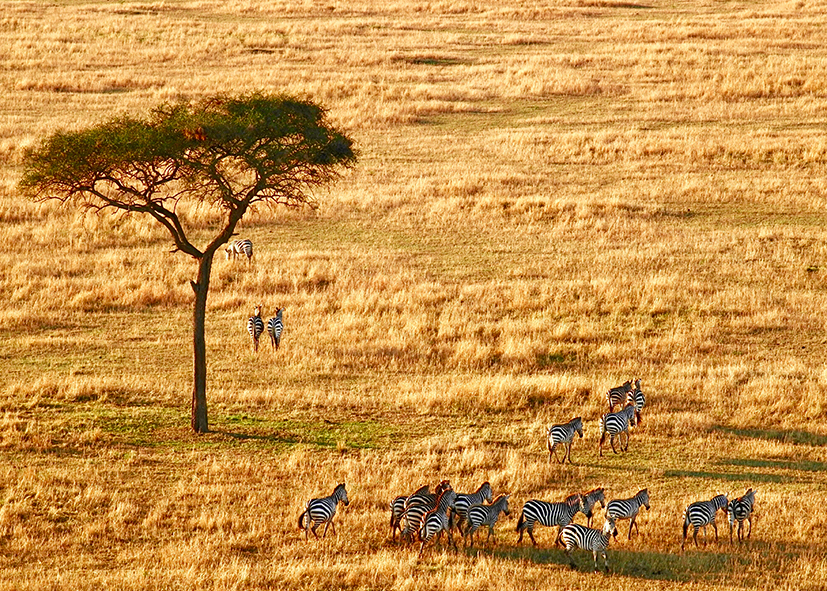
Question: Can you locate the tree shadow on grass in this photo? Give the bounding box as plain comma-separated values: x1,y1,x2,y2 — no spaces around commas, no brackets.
713,425,827,447
662,468,794,484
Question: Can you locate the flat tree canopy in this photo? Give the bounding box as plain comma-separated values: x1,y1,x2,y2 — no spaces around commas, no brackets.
19,93,356,432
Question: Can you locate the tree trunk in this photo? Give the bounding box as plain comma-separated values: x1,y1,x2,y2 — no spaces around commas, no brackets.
191,253,213,433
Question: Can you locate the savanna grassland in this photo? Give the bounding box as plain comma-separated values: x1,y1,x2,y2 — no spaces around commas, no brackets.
2,0,827,589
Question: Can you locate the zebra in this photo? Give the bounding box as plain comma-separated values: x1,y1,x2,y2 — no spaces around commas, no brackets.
464,494,510,548
547,417,584,464
626,378,645,424
390,483,436,541
606,379,633,411
448,481,493,543
400,481,452,542
247,305,264,353
560,517,618,573
267,308,284,351
728,488,756,544
564,487,606,527
598,403,637,456
682,493,729,550
298,483,349,540
225,238,253,263
605,488,650,540
417,489,457,558
516,494,584,547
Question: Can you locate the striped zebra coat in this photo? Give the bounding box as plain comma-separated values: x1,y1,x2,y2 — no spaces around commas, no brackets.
682,493,729,550
390,484,431,541
606,379,633,411
516,495,584,547
225,238,253,263
464,494,510,548
401,481,452,542
247,305,264,353
449,481,493,542
598,403,637,456
605,488,650,540
626,378,645,424
298,483,349,540
267,308,284,351
561,518,618,573
565,487,606,527
418,489,457,557
547,417,584,464
728,488,756,543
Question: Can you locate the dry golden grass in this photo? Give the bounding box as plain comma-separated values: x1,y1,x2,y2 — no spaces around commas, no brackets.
1,0,827,589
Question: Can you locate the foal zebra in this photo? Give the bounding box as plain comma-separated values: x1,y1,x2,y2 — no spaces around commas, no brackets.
298,483,349,540
565,487,606,527
247,305,264,353
449,481,493,542
547,417,584,464
516,495,584,547
605,488,650,540
598,403,637,456
626,378,645,424
464,494,510,548
225,238,253,263
682,493,729,550
728,488,756,544
417,489,457,558
561,518,618,573
267,308,284,351
606,379,633,411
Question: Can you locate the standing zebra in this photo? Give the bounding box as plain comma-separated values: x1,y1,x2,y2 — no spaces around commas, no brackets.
606,379,633,411
464,494,510,548
417,489,457,558
449,481,493,543
564,487,606,527
547,417,584,464
605,488,650,540
267,308,284,351
225,238,253,263
516,495,584,547
598,403,637,456
728,488,756,544
390,484,431,541
682,493,729,550
561,518,618,573
626,378,645,424
400,481,452,542
298,483,349,540
247,305,264,353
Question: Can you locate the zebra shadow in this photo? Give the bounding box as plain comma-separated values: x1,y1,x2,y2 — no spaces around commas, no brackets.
482,545,737,583
713,425,827,447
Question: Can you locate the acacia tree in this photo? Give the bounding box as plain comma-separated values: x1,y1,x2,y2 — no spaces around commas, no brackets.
19,94,356,433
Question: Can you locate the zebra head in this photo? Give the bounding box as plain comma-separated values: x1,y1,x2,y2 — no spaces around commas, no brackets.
497,494,511,517
603,516,618,538
334,483,349,506
573,417,584,438
253,304,262,317
638,488,650,510
479,481,494,503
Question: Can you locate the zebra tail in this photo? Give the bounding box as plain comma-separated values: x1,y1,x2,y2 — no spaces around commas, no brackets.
298,510,308,531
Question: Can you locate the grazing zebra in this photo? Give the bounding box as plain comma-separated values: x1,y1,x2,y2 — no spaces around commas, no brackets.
267,308,284,351
598,403,637,456
606,379,633,411
464,494,510,548
449,481,493,542
417,489,457,558
516,495,584,547
547,417,584,464
225,238,253,263
626,378,645,424
728,488,756,544
298,483,349,540
561,518,618,573
682,493,729,550
247,305,264,353
565,487,606,527
605,488,650,540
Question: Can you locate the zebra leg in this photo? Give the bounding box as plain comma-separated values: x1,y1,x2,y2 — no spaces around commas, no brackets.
527,525,538,547
693,526,700,548
628,516,635,540
565,547,577,569
712,521,718,543
598,432,607,456
602,549,610,573
565,442,573,464
746,516,752,540
610,434,619,454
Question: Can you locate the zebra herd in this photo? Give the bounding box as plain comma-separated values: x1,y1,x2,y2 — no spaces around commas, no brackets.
298,480,757,572
227,239,286,354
